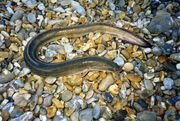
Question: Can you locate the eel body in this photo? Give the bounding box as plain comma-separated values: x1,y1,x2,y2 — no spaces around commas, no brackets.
24,23,151,76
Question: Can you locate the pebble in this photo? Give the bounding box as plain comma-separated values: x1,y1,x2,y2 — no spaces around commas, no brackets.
43,95,53,107
27,13,36,23
103,92,113,103
137,111,157,121
163,78,174,90
170,53,180,62
52,98,64,109
10,106,23,118
174,78,180,87
0,51,9,59
0,72,15,84
99,74,115,91
123,63,134,72
38,3,45,11
70,111,79,121
144,48,151,53
126,73,141,82
45,77,56,84
144,80,154,90
144,72,155,80
113,110,127,121
161,43,173,55
71,1,86,15
147,11,174,33
11,80,24,89
93,104,101,119
79,108,93,121
22,0,37,8
113,56,124,66
19,68,30,77
134,102,143,112
10,9,24,22
61,90,73,102
176,63,180,70
175,101,180,110
138,99,148,108
12,111,33,121
47,105,57,118
108,84,119,95
152,47,162,56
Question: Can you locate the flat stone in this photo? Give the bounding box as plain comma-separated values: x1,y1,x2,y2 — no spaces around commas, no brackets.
79,108,93,121
61,90,73,102
10,9,24,22
137,111,157,121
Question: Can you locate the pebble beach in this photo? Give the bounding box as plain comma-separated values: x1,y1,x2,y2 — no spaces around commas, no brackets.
0,0,180,121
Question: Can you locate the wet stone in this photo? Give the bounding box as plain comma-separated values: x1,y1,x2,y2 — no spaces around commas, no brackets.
161,43,173,55
103,92,113,103
113,56,124,66
152,47,162,56
113,110,127,121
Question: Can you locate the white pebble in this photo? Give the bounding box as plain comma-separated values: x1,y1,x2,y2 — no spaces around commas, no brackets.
45,76,56,84
176,63,180,70
113,56,124,66
144,48,151,53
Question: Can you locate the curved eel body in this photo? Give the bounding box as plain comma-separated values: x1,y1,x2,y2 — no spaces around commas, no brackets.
24,23,151,76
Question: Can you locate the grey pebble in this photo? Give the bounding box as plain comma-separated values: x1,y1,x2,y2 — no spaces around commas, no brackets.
10,9,24,22
152,47,162,56
43,95,53,107
113,56,124,66
79,108,93,121
163,78,174,90
144,80,154,90
147,11,174,33
71,1,86,15
137,111,157,121
38,3,45,11
174,78,180,87
27,13,36,23
70,111,79,121
61,90,73,102
12,111,33,121
22,0,37,8
133,102,143,112
170,53,180,62
93,103,101,119
11,80,24,89
0,73,15,84
10,106,23,118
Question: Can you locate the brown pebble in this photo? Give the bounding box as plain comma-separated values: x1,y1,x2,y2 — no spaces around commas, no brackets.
126,73,141,82
47,105,57,118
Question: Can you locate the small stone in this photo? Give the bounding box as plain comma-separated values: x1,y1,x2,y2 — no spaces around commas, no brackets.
144,80,154,90
0,52,9,59
137,111,157,121
144,48,151,54
0,72,15,84
152,47,162,56
79,108,93,121
50,0,57,3
99,74,115,91
60,0,71,6
108,84,119,95
12,80,25,89
175,101,180,110
163,78,174,90
174,79,180,87
126,73,141,82
1,111,9,121
123,63,134,72
93,104,101,119
27,13,36,23
71,1,86,15
38,3,45,11
74,87,82,94
45,77,56,84
19,68,31,77
12,112,33,121
147,12,174,33
47,105,57,118
138,99,148,108
113,110,127,121
161,43,173,55
13,93,29,107
52,98,64,109
22,0,37,8
133,102,143,112
144,73,155,80
113,56,124,66
70,111,79,121
10,106,23,118
10,9,24,22
63,43,74,54
103,92,113,103
61,90,73,102
170,53,180,62
43,95,53,107
176,63,180,70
